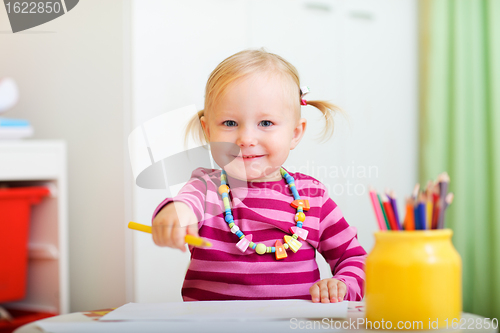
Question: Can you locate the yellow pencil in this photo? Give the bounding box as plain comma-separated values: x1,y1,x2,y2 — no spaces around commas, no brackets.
427,201,434,229
128,221,212,247
425,181,434,229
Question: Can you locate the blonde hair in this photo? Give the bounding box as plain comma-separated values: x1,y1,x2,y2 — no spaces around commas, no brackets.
185,49,341,146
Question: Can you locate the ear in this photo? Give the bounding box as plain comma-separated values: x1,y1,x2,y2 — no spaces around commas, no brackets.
200,116,210,141
290,118,307,150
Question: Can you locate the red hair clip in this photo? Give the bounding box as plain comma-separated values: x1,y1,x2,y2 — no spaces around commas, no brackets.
300,86,309,106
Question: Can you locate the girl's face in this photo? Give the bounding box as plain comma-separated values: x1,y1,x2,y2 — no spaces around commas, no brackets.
201,73,307,182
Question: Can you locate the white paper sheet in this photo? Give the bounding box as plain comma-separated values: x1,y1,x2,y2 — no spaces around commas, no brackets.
37,319,343,333
100,300,348,321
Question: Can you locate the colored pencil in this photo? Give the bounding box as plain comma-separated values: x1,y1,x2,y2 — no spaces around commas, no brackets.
382,194,399,230
431,184,440,229
413,204,420,229
369,188,386,230
416,193,427,230
425,181,434,229
387,190,402,230
369,174,452,231
427,202,433,229
128,221,212,247
377,193,391,230
404,197,415,230
436,173,450,229
412,183,420,201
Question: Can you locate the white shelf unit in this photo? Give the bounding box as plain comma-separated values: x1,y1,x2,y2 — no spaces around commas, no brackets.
0,140,68,314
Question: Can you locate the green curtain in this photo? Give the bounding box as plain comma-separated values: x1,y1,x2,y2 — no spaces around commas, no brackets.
420,0,500,319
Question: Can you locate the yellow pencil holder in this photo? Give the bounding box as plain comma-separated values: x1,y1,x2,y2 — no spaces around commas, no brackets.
365,229,462,330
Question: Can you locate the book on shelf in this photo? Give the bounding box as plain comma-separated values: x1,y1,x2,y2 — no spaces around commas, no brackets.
0,117,33,139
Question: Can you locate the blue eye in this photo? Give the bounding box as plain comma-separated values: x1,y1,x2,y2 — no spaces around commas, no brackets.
260,120,273,127
223,120,237,127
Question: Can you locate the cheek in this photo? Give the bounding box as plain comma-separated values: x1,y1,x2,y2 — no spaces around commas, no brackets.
266,141,291,160
212,132,236,143
206,125,224,141
268,129,295,149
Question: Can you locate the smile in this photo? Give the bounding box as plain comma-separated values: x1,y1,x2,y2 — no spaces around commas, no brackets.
234,155,264,159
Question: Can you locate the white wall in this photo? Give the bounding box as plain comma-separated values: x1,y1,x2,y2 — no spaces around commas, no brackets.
131,0,418,303
0,0,131,312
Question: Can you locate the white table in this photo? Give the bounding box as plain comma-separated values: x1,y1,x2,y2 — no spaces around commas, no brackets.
14,302,499,333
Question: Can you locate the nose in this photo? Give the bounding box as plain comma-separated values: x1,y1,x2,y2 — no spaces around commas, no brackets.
235,126,257,148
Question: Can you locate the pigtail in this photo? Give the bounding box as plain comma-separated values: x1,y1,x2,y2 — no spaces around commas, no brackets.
184,109,207,149
306,100,344,142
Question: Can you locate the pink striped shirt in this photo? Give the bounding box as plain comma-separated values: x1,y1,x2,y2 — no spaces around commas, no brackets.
153,168,366,301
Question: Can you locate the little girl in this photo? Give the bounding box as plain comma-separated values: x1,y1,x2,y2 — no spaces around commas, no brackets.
152,49,366,303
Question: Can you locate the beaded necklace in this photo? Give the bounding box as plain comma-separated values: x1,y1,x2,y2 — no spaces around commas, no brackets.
218,168,309,260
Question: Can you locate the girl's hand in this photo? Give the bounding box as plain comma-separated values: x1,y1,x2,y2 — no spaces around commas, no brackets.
309,278,347,303
151,201,199,252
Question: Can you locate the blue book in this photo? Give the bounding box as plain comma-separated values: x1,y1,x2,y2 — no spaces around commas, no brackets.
0,118,33,139
0,118,30,127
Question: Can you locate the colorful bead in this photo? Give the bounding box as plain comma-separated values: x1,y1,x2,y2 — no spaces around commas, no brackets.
225,215,233,223
221,192,228,199
228,222,235,228
283,243,289,249
235,230,243,238
249,242,256,249
295,212,306,222
290,226,308,241
236,234,252,252
230,225,240,233
275,240,287,260
218,185,229,195
292,234,298,240
225,209,232,215
284,235,302,253
297,222,303,228
223,198,231,209
266,247,272,253
291,199,310,211
255,243,266,255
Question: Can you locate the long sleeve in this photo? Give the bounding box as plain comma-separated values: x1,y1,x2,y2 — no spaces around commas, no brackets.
316,191,367,301
152,168,210,223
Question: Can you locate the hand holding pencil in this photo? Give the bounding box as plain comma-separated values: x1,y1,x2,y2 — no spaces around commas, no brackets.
132,201,211,251
128,221,212,248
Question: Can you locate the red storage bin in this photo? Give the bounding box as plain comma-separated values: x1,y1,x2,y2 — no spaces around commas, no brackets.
0,187,49,303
